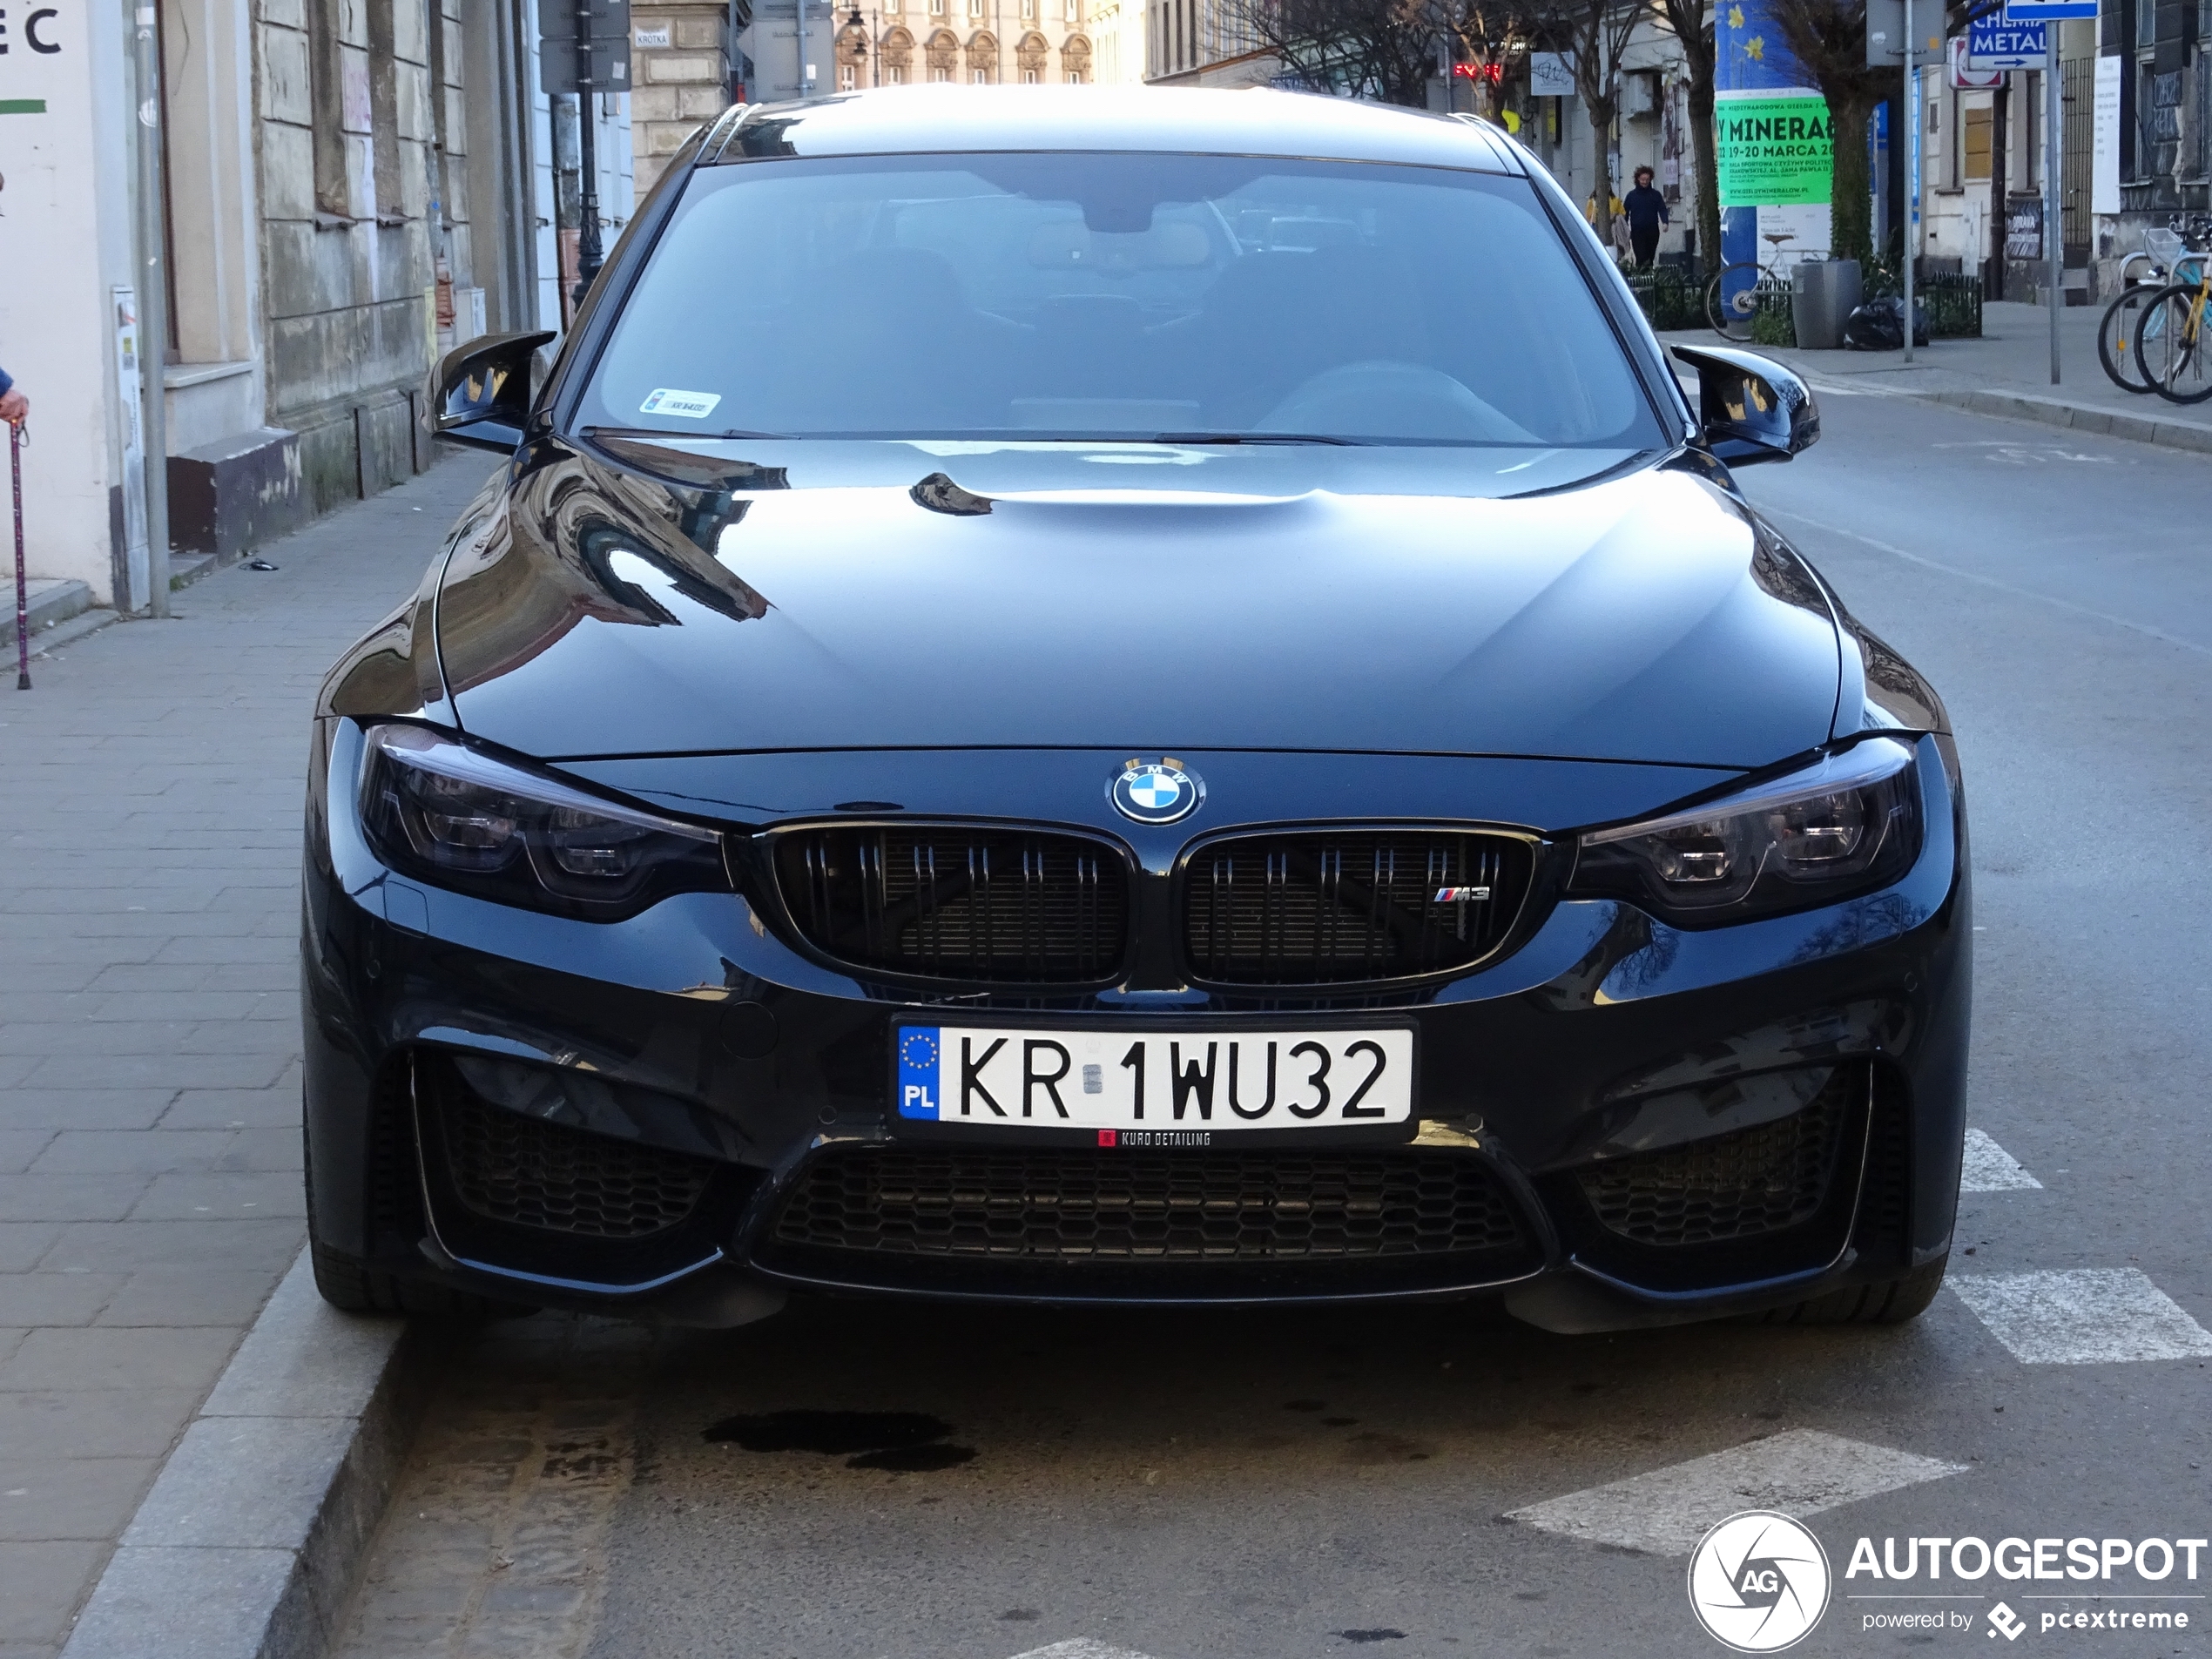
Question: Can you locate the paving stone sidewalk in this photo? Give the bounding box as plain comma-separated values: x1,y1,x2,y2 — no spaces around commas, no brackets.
0,455,496,1659
1662,300,2212,453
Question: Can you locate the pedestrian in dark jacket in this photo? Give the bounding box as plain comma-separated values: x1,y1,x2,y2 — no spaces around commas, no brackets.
0,364,24,428
1623,166,1669,271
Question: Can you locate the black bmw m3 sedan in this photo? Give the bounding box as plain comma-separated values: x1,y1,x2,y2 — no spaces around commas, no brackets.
302,87,1968,1334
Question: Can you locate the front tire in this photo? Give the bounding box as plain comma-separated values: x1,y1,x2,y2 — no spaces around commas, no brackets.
2096,283,2163,393
1745,1255,1949,1326
1705,261,1764,338
2140,287,2211,402
303,1115,536,1321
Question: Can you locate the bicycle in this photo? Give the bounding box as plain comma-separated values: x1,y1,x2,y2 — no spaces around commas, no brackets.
2141,216,2212,404
1706,233,1820,340
2096,216,2211,394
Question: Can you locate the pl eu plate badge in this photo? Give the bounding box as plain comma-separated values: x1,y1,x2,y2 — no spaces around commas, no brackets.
898,1028,942,1120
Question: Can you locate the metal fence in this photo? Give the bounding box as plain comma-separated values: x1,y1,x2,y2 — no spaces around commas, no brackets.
1632,267,1985,346
1622,268,1707,333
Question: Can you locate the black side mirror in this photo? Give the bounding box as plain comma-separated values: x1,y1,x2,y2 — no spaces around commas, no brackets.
425,330,557,453
1670,343,1819,468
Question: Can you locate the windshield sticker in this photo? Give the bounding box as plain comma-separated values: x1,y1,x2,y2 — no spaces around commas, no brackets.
639,388,723,420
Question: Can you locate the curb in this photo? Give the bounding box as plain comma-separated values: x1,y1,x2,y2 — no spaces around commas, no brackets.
0,577,95,648
1911,386,2212,455
57,1251,428,1659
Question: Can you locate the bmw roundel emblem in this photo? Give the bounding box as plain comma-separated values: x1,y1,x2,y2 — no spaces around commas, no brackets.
1109,759,1204,826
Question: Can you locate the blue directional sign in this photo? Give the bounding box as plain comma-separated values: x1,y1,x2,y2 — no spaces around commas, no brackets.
1997,0,2097,21
1968,13,2048,67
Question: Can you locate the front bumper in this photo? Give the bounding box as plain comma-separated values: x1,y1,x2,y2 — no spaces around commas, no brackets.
302,725,1970,1332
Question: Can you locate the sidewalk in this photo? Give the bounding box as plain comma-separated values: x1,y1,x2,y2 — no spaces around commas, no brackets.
1660,300,2212,456
0,455,495,1659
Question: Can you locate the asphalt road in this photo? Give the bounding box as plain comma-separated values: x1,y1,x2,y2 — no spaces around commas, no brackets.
327,395,2212,1659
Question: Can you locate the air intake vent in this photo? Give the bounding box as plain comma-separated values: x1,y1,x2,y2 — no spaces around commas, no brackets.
1183,831,1534,985
437,1082,718,1239
1575,1086,1852,1249
772,826,1129,984
772,1147,1528,1262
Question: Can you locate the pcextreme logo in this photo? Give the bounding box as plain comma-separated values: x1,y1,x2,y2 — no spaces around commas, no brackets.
1687,1511,1832,1652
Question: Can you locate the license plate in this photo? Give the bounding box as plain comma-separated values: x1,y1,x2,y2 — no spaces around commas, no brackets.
893,1023,1416,1139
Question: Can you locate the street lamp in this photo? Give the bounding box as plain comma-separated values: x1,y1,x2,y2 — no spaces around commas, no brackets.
846,5,868,90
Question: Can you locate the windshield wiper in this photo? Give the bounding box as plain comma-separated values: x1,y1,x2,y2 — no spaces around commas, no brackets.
1154,432,1363,446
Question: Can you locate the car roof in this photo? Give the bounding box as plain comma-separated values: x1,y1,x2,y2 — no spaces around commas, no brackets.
701,85,1521,173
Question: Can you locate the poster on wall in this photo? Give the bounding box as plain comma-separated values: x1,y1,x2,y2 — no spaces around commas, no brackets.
1714,89,1836,206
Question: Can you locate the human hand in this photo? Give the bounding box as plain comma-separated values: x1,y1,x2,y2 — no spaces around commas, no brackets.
0,390,26,427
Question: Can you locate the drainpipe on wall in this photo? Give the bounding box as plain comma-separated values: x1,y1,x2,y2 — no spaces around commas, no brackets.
131,3,170,617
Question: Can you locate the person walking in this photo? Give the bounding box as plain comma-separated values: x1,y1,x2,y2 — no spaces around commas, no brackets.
1585,186,1629,262
1623,166,1669,272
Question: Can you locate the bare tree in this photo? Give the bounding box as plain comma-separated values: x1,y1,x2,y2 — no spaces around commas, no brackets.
1527,0,1653,247
1763,0,1998,266
1654,0,1718,274
1227,0,1541,110
1229,0,1453,105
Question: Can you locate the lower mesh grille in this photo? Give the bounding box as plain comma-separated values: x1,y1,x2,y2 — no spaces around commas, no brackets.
437,1086,718,1239
772,1148,1527,1261
1575,1089,1851,1248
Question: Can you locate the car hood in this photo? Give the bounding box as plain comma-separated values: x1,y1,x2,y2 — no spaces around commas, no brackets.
435,436,1842,768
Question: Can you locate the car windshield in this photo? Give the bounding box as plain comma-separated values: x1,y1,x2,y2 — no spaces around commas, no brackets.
577,151,1664,450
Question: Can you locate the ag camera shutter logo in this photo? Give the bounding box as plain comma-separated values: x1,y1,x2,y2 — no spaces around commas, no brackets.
1687,1511,1831,1652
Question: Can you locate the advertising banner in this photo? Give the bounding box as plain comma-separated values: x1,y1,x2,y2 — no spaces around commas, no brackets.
1715,89,1835,207
2092,54,2122,214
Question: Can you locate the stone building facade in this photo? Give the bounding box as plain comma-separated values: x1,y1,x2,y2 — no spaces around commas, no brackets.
0,0,632,618
631,0,749,193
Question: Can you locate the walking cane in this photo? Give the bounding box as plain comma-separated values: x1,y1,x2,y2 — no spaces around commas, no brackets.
9,420,26,691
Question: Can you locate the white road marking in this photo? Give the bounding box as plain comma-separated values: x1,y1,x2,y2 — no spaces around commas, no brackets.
1504,1429,1966,1556
1008,1642,1163,1659
1959,1128,2043,1191
1949,1268,2212,1364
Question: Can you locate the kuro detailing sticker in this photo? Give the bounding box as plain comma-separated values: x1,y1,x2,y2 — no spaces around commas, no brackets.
639,388,723,420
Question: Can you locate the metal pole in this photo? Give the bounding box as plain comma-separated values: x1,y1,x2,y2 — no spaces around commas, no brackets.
11,422,29,691
132,3,171,618
798,0,809,92
1903,0,1916,363
2047,57,2061,381
572,5,604,309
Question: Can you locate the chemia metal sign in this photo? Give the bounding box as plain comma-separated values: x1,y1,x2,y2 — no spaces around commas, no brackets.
1715,89,1834,206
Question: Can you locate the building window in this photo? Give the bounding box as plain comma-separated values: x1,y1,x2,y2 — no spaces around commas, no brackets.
931,66,952,79
1963,103,1992,180
840,63,857,89
1022,67,1039,80
887,64,906,81
1067,69,1083,80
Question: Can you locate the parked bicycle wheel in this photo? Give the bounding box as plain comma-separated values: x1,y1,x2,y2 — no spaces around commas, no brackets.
2096,282,2166,393
1705,261,1764,339
2147,286,2212,404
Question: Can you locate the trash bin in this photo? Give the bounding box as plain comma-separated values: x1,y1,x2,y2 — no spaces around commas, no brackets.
1791,259,1864,350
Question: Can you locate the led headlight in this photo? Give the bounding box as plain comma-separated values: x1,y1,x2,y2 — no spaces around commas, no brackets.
1568,738,1921,926
358,723,727,918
